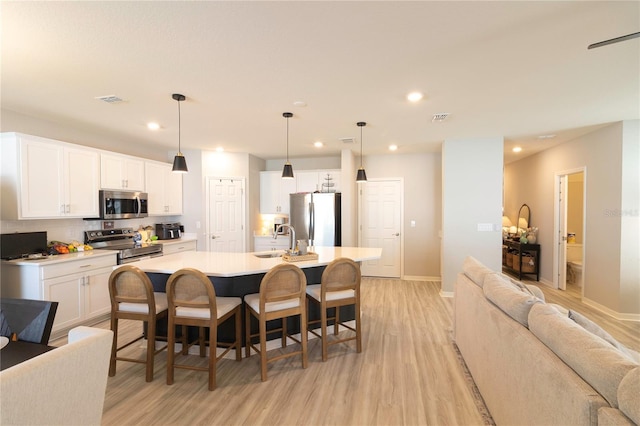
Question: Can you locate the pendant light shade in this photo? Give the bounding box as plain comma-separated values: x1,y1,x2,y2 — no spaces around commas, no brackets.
282,112,294,179
356,121,367,182
171,93,188,173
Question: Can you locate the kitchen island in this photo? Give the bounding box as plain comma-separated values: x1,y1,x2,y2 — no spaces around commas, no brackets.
129,246,382,345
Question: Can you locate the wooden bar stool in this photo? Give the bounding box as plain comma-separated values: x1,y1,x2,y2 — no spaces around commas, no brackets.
166,268,242,391
245,263,308,381
108,265,168,382
306,257,362,361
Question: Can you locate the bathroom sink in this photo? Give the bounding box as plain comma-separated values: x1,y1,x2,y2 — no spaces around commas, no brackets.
253,251,285,258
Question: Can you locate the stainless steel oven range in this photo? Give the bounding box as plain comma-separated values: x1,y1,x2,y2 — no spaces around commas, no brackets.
84,228,162,264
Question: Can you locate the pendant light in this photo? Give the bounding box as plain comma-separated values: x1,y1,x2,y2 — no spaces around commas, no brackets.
356,121,368,182
171,93,188,173
282,112,294,179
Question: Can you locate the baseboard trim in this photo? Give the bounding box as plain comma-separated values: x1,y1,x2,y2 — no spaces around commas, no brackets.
581,297,640,323
403,275,441,282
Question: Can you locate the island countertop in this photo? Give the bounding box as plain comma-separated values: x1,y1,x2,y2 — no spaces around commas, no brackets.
126,246,382,277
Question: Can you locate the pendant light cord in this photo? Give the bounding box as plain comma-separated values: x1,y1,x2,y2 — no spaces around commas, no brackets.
177,99,182,155
286,115,289,161
360,125,363,167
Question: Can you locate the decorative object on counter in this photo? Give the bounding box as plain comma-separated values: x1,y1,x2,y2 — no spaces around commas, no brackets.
567,232,576,244
502,216,513,239
283,252,318,262
171,93,188,173
527,227,538,244
281,112,294,179
322,173,336,193
356,121,368,182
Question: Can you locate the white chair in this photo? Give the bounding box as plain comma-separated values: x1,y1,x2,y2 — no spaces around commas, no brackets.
306,257,362,361
108,265,168,382
245,263,308,381
166,268,242,391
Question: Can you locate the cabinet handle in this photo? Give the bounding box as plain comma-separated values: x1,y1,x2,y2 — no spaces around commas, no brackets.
79,264,92,268
66,204,71,214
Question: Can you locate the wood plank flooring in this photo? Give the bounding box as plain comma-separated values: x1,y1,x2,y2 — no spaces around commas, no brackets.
50,277,639,425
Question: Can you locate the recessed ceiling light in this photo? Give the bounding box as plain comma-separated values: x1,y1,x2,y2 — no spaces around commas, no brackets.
538,134,556,139
389,144,398,151
147,122,160,131
314,141,323,148
293,101,307,107
513,146,522,153
407,92,424,102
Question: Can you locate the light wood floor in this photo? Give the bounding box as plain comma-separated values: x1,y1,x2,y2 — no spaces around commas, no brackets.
51,277,639,426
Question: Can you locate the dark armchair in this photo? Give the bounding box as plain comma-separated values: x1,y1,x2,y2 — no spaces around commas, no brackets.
0,298,58,344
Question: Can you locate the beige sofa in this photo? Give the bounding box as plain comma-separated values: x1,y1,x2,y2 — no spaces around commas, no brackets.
454,256,639,426
0,326,113,426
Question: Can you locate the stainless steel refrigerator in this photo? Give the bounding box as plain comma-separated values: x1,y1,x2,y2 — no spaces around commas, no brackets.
289,192,341,246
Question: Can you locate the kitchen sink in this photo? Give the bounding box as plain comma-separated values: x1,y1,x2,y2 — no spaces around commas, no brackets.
253,251,285,258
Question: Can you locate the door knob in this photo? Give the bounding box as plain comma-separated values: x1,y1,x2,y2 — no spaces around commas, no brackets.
394,233,400,236
211,235,221,239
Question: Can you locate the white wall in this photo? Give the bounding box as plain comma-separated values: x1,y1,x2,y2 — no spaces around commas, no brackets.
363,152,442,278
441,137,504,295
505,120,639,316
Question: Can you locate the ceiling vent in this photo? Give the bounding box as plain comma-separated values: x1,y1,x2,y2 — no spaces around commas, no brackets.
340,137,355,144
432,112,450,122
95,95,124,104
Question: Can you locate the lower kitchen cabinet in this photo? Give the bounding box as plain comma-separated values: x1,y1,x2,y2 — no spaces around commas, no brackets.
160,239,197,255
254,235,291,252
1,252,117,339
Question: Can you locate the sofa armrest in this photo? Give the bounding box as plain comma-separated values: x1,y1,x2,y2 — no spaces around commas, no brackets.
0,326,113,426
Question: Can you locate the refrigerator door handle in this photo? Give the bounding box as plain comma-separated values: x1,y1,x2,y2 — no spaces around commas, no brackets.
309,202,314,243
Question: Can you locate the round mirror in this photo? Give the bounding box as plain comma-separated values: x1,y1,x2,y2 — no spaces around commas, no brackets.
517,203,530,232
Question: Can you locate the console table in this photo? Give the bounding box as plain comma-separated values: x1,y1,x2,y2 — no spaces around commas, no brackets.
502,239,540,281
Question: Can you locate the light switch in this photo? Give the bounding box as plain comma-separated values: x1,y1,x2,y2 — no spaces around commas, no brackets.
477,223,494,232
410,220,416,228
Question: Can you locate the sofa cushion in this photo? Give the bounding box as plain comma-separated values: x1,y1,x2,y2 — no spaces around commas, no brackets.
529,303,638,407
618,367,640,424
483,273,541,327
462,256,494,287
568,310,640,363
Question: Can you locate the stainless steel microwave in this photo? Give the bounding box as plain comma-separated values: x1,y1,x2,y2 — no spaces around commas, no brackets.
99,190,148,220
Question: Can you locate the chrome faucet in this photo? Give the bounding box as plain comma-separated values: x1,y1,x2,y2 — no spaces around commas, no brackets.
274,224,296,254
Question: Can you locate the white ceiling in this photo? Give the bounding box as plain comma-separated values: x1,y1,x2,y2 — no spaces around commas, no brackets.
2,1,638,164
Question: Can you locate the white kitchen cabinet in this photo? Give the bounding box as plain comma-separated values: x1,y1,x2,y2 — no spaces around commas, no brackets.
0,133,100,219
254,235,291,252
0,252,117,339
145,161,183,215
259,171,296,214
296,171,320,193
161,239,197,255
100,152,145,191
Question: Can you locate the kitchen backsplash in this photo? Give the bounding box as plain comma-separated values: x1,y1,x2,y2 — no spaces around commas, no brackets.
0,216,182,243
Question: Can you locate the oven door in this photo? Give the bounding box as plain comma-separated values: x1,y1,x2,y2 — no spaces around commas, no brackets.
100,190,149,219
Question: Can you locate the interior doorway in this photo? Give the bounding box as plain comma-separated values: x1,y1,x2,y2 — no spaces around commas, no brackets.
553,168,586,294
358,178,403,278
206,177,246,252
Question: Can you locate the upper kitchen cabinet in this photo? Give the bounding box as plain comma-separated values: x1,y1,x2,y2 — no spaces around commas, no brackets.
100,152,145,191
0,133,100,219
145,161,183,215
260,171,297,214
297,169,341,193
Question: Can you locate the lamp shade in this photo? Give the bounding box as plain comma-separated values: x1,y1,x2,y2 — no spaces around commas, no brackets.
502,216,512,227
172,154,188,173
356,167,367,182
282,162,294,179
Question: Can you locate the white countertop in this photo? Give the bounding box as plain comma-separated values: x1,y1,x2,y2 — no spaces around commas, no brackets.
2,249,117,266
152,236,198,246
125,246,382,277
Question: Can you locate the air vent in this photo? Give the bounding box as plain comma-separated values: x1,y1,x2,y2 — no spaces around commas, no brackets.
339,137,355,144
95,95,124,104
432,113,450,122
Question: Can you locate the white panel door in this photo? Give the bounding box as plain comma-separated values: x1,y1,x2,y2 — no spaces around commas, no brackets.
358,179,402,277
207,178,245,253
